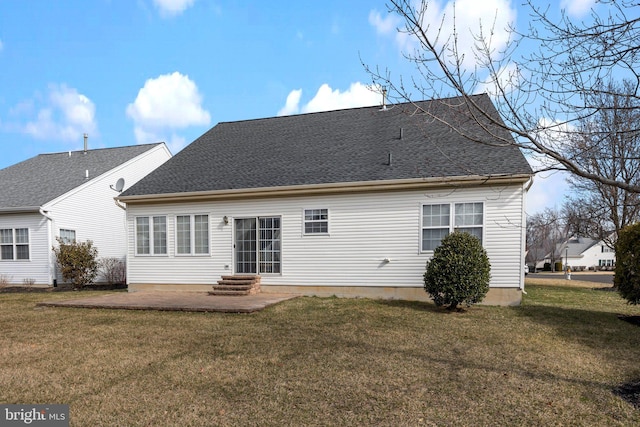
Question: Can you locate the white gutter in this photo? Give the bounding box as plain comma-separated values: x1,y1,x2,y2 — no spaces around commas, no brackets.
114,197,126,211
118,174,533,205
0,206,41,213
39,208,53,221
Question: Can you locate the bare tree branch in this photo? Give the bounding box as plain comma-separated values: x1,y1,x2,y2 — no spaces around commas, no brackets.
365,0,640,193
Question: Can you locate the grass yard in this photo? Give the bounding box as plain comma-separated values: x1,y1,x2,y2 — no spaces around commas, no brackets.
1,283,639,426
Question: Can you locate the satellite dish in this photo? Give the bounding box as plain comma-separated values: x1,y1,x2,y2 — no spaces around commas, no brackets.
110,178,125,192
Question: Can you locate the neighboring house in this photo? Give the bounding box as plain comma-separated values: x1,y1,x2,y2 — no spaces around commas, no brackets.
543,236,616,271
118,94,534,305
0,143,172,286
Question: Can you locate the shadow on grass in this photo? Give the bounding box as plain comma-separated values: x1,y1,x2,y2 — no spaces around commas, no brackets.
513,303,640,361
374,299,440,312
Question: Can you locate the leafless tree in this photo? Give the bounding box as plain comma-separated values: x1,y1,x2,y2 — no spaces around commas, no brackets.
365,0,640,192
526,208,569,271
562,80,640,246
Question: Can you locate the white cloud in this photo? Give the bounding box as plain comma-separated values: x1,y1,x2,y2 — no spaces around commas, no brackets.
278,82,380,116
370,0,517,70
153,0,195,17
561,0,596,17
126,71,210,146
20,84,97,142
476,63,522,97
278,89,302,116
368,10,398,35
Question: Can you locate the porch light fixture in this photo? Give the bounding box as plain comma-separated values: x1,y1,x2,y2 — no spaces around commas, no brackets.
223,216,229,225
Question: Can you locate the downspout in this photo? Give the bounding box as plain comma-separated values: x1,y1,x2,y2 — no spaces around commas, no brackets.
114,197,126,211
520,176,534,294
39,208,54,286
39,207,53,221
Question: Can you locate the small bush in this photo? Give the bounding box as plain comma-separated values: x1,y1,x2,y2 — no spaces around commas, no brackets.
0,274,11,288
100,257,126,285
22,278,35,288
52,238,99,289
614,223,640,304
423,232,491,310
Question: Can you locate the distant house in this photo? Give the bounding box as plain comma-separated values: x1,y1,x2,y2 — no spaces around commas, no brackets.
551,236,616,271
118,94,534,305
0,143,171,286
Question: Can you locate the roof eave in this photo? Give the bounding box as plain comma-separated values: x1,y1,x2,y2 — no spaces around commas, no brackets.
118,173,532,205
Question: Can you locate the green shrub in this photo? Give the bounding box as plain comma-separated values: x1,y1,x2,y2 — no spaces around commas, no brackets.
53,237,99,289
423,231,491,310
614,223,640,304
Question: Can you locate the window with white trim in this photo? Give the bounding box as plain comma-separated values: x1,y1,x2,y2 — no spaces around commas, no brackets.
421,202,483,251
304,208,328,234
0,228,29,260
136,216,167,255
176,214,209,255
454,202,483,242
59,229,76,244
421,204,450,251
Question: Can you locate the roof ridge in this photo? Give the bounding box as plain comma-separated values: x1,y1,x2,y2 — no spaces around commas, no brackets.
37,142,162,157
217,93,488,126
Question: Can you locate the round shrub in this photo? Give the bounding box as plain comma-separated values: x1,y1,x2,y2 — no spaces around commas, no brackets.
53,238,99,289
614,223,640,304
423,231,491,310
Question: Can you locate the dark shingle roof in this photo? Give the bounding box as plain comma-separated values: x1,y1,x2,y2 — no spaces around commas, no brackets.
122,94,532,197
0,143,163,209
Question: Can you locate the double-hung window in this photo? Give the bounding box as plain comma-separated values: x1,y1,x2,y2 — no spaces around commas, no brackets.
176,214,209,255
136,216,167,255
421,202,483,251
454,202,483,242
304,208,328,234
0,228,29,260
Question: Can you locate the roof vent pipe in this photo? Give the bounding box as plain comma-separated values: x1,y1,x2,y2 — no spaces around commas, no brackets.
83,133,88,153
387,152,392,166
399,127,404,139
381,87,387,110
85,169,89,179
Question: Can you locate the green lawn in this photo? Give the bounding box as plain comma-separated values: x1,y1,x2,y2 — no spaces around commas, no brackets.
1,284,639,426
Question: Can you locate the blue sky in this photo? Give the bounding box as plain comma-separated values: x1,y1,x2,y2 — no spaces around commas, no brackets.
0,0,598,214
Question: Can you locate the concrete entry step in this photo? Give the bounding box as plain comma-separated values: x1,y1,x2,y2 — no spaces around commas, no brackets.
210,275,261,296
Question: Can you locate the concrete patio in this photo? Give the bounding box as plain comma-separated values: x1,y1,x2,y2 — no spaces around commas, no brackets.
37,291,300,313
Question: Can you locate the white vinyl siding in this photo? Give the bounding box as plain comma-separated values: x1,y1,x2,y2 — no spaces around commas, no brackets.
45,143,172,264
176,214,209,255
126,184,526,290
